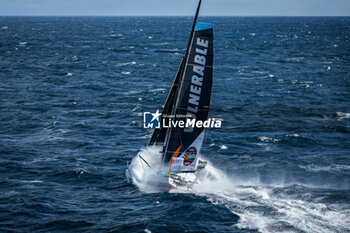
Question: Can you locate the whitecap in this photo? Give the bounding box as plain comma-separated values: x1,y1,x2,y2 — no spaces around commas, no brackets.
75,168,89,175
258,136,280,143
66,72,72,76
300,164,350,172
285,57,303,63
124,90,140,95
150,88,166,93
154,42,170,46
220,145,228,150
26,180,43,183
19,42,27,46
121,71,131,75
116,61,136,67
1,26,8,30
286,133,300,137
336,112,350,120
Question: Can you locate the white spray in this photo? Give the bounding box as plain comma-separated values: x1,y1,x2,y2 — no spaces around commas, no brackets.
127,147,350,233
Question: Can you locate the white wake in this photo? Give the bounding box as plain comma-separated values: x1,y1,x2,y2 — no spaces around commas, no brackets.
127,147,350,233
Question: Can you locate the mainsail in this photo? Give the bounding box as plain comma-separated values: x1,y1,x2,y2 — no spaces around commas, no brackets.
159,0,214,171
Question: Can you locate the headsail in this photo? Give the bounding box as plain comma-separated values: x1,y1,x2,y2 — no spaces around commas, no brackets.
162,0,214,171
148,58,184,146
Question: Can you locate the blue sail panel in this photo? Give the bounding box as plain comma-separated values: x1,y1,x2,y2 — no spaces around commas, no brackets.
195,21,213,31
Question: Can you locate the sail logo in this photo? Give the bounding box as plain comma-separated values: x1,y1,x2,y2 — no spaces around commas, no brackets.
183,146,197,166
143,110,161,129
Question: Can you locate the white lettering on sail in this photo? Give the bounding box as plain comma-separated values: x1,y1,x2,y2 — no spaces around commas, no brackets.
193,65,204,76
189,93,200,106
192,75,203,86
190,85,201,95
185,37,209,133
197,38,208,48
194,55,206,66
195,48,207,55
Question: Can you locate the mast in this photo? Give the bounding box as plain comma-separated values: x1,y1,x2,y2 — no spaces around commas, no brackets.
162,0,204,163
149,1,202,148
185,0,202,62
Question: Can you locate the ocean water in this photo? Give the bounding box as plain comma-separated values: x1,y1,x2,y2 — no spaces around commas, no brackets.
0,16,349,232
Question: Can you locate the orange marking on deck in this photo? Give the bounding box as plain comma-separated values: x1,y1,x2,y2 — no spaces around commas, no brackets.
168,145,182,165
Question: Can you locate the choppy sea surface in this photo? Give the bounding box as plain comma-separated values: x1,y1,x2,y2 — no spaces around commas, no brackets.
0,16,349,232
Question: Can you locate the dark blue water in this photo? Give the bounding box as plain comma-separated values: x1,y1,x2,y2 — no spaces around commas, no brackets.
0,16,349,232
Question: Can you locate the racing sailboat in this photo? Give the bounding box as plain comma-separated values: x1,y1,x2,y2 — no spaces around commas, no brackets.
126,0,214,191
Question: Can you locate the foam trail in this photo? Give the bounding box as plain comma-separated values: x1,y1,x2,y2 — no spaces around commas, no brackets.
191,161,350,233
128,150,350,232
